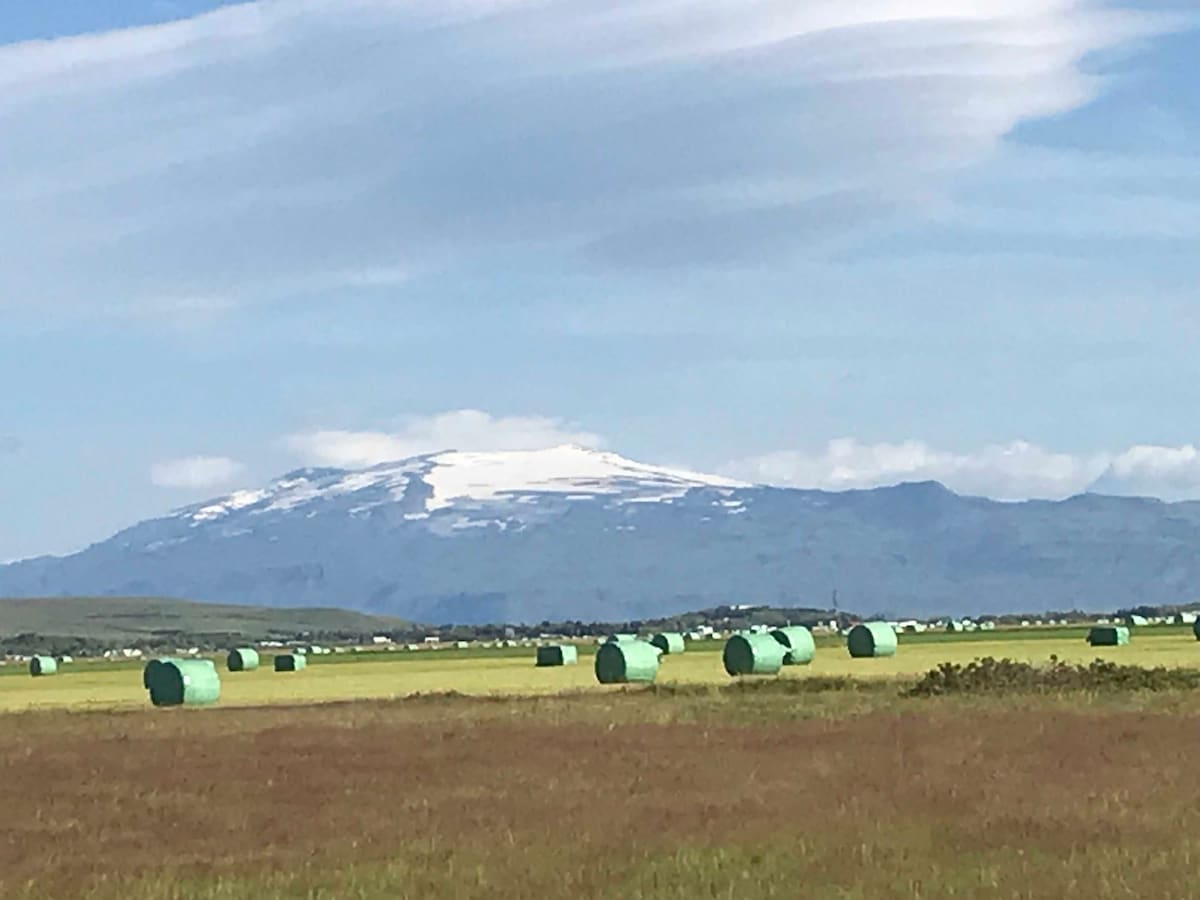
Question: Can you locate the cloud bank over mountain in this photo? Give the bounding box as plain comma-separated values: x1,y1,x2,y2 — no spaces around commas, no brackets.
730,439,1200,501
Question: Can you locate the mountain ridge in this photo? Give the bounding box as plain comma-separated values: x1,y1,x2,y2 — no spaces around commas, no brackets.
2,447,1199,623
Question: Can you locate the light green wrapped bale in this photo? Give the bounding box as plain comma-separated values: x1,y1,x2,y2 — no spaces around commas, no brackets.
226,648,260,672
30,656,57,677
595,640,660,684
770,626,815,665
146,659,220,707
536,645,578,667
274,653,307,672
649,633,686,655
1088,626,1130,647
847,622,898,658
723,633,786,676
606,633,639,644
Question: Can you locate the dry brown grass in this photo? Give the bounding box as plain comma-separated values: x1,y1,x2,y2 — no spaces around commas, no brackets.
3,688,1200,898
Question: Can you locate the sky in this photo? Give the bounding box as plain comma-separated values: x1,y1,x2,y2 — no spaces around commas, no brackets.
1,0,1198,561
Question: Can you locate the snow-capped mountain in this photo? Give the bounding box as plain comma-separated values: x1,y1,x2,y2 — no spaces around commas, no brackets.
182,445,747,536
5,446,1200,623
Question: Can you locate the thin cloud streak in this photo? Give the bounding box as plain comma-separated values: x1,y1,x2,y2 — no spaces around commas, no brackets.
150,455,245,489
286,410,604,468
0,0,1181,318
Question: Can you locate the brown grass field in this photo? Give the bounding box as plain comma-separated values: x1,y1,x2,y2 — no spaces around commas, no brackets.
5,681,1200,898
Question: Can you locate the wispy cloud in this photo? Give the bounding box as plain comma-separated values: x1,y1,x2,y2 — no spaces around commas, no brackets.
286,410,604,468
0,0,1181,319
150,455,245,489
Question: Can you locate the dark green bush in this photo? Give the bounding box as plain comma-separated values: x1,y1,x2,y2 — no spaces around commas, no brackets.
906,656,1200,697
649,676,889,698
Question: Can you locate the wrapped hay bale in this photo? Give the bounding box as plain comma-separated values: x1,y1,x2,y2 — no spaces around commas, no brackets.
226,648,260,672
274,653,307,672
535,645,579,667
594,640,659,684
1088,626,1130,646
847,623,898,658
649,633,686,655
723,633,786,676
145,659,220,707
769,626,815,665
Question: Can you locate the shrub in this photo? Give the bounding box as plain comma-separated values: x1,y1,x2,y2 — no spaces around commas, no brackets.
905,656,1200,697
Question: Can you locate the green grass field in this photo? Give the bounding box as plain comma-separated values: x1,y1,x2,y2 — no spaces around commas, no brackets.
3,628,1198,712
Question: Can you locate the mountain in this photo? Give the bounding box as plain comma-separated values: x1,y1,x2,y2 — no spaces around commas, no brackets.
3,445,1200,623
0,596,404,642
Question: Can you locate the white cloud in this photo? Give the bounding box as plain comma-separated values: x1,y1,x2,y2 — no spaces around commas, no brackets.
1091,445,1200,499
150,455,245,489
0,0,1180,317
286,410,605,468
727,438,1200,501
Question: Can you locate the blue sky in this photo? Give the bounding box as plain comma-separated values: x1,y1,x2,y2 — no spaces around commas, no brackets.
1,0,1198,560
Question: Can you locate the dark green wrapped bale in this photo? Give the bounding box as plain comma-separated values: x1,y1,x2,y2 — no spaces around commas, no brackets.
1088,626,1130,646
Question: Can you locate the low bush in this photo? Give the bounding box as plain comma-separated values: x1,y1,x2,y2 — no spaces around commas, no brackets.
906,656,1200,697
649,676,889,698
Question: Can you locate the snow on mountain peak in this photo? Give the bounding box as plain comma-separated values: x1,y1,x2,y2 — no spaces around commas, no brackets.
181,445,746,525
422,444,745,510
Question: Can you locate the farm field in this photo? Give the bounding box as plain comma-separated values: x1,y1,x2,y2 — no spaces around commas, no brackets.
6,628,1200,898
5,681,1200,898
2,628,1199,713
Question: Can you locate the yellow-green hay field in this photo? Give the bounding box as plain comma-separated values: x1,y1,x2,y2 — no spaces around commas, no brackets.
3,629,1199,713
7,629,1200,898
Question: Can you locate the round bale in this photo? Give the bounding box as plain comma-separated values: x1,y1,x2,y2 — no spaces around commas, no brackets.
142,657,182,689
226,648,260,672
274,653,307,672
145,659,220,707
594,640,660,684
29,656,58,677
1088,626,1130,647
769,626,815,665
847,622,898,658
536,644,578,667
723,633,786,676
649,633,686,655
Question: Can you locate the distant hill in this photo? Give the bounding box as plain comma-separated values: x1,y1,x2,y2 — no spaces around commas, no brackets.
0,596,404,641
3,446,1200,623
